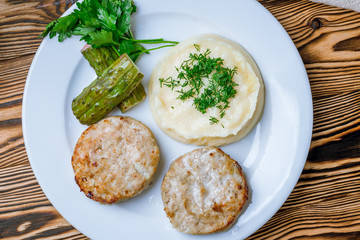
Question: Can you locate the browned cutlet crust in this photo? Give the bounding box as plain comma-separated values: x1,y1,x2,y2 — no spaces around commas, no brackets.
72,116,160,204
161,147,248,234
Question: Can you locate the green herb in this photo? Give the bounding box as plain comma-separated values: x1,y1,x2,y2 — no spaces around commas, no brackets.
209,116,219,125
159,45,238,125
40,0,178,61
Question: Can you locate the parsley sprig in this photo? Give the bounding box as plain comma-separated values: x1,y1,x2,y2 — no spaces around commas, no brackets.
159,44,238,125
40,0,178,61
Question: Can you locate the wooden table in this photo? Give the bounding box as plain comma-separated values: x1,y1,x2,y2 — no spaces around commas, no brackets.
1,0,359,239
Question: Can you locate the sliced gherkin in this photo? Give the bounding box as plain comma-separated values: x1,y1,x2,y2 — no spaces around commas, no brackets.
81,45,146,112
118,83,146,112
72,53,144,125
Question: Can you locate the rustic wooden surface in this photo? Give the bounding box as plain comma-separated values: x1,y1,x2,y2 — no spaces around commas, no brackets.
0,0,359,239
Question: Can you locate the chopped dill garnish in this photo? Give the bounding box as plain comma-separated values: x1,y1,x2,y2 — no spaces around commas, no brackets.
159,44,238,125
209,116,219,125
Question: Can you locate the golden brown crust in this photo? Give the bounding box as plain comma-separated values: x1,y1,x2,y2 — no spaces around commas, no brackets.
72,116,160,204
161,147,248,234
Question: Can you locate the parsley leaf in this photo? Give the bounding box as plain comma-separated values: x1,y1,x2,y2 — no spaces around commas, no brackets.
39,20,57,38
97,7,117,32
118,39,135,55
44,15,78,42
72,26,95,36
88,30,117,47
40,0,178,61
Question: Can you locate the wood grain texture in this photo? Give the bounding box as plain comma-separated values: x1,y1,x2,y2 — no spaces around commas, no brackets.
0,0,85,238
0,0,359,239
0,166,86,239
248,0,360,239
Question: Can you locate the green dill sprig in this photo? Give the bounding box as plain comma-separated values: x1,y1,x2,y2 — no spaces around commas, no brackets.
209,116,219,125
159,44,238,125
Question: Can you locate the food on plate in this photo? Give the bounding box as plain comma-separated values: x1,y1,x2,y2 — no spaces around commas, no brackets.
72,53,144,125
39,0,178,121
39,0,177,62
118,82,147,112
81,45,146,112
161,147,248,234
149,34,265,146
72,116,160,204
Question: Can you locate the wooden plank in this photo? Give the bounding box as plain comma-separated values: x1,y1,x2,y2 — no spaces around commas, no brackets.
0,165,87,239
0,0,77,61
0,0,83,238
0,55,30,168
260,0,360,98
249,0,360,239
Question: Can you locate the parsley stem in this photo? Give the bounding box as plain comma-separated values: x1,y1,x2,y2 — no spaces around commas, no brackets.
130,44,176,58
127,29,135,40
143,44,177,52
124,37,178,44
112,45,121,57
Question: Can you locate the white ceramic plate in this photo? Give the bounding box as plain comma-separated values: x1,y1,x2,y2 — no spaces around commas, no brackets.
23,0,313,239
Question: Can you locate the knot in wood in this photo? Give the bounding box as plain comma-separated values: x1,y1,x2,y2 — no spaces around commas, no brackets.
17,221,32,232
310,18,323,30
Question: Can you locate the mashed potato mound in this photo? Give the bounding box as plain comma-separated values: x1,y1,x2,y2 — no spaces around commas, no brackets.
149,34,264,146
